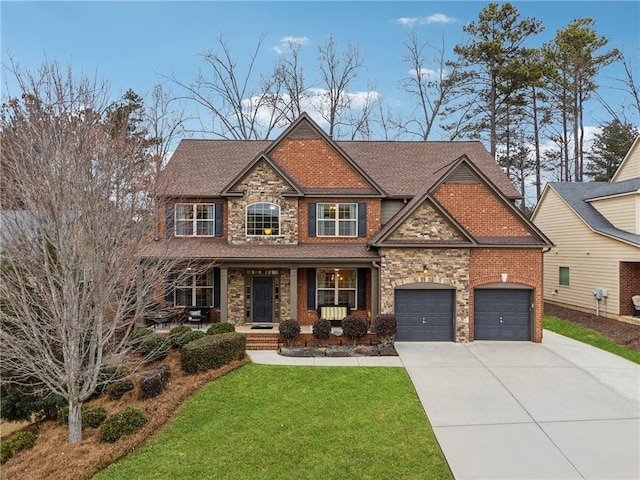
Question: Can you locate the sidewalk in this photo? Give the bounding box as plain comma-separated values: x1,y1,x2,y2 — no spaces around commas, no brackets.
248,349,403,367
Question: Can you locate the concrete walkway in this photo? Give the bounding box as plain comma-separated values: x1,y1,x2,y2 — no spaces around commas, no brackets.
248,331,640,479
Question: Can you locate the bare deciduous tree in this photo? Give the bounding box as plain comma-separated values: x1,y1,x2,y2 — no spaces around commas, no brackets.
0,61,186,444
168,34,284,140
315,35,366,138
399,31,462,140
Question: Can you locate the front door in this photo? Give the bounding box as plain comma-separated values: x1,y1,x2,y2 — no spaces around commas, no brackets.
252,276,273,323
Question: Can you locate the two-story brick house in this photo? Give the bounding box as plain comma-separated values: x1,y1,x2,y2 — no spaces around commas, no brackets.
143,113,551,342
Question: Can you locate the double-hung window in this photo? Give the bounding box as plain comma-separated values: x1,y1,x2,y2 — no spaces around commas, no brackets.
175,272,214,307
247,202,280,236
317,203,357,237
176,204,216,236
317,269,356,308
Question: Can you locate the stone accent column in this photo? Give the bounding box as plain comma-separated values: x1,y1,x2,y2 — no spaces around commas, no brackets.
220,267,228,323
289,267,298,320
371,265,379,321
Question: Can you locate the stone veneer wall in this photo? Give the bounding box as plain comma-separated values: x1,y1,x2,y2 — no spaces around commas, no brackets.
379,248,470,342
388,201,462,241
227,269,245,325
226,268,291,325
227,160,299,245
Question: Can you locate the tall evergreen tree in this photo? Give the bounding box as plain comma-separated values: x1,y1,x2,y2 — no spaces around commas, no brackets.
585,119,638,181
447,2,543,158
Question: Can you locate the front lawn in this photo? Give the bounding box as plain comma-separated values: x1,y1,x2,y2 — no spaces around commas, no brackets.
544,315,640,364
93,364,452,480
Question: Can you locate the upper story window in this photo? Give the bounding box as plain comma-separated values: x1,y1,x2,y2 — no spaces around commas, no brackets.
175,204,217,236
317,203,357,237
247,202,280,236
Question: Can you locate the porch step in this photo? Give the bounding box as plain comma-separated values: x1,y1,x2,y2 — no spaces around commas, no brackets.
245,332,280,350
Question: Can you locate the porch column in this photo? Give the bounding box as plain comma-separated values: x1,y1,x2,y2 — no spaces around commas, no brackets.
289,267,298,320
370,265,379,321
220,267,228,323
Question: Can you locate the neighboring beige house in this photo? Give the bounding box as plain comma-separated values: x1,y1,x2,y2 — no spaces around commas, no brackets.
532,137,640,319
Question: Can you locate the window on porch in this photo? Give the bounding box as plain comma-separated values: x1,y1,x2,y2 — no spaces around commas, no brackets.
317,269,356,308
175,272,214,307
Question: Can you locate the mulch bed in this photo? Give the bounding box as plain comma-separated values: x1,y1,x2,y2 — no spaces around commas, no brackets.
545,302,640,352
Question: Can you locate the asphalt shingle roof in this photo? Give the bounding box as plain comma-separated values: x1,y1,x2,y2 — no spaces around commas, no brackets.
159,139,521,200
550,178,640,246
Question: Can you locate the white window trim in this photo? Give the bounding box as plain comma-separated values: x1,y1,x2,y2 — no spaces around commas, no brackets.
174,272,214,307
316,268,357,308
246,202,281,237
175,203,217,237
316,203,358,237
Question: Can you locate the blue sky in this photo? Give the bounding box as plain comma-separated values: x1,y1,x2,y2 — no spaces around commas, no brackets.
2,0,639,140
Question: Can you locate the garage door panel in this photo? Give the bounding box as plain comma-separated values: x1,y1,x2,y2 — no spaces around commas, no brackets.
395,289,455,341
474,289,531,341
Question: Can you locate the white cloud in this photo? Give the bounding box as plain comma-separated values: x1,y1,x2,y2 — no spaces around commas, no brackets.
395,17,420,27
409,67,437,78
423,13,456,24
242,87,381,128
394,13,457,27
273,36,310,54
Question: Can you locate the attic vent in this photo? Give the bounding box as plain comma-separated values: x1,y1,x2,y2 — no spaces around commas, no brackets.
289,122,321,139
445,164,479,183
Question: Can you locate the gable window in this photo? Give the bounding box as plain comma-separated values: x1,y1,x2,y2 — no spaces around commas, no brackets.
559,267,570,286
247,202,280,236
317,203,357,236
317,269,356,308
176,204,216,236
175,272,214,307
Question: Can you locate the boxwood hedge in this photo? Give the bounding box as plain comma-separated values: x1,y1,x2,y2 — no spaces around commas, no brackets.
180,332,246,374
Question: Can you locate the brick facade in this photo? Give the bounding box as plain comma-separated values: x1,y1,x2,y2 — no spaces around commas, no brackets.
469,248,543,342
434,183,533,238
271,138,370,189
619,262,640,316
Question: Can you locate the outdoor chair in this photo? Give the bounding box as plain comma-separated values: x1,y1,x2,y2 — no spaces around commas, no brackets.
185,307,210,329
632,295,640,317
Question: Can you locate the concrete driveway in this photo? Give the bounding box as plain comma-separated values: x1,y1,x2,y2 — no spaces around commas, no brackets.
396,330,640,480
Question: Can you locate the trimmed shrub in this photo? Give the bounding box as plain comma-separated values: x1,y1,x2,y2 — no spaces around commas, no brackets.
342,315,369,345
279,319,301,346
168,325,192,348
173,329,207,349
0,431,37,464
83,406,108,428
107,377,134,400
100,407,147,443
130,328,153,344
90,365,128,399
139,364,171,400
57,406,108,428
137,332,170,361
0,382,65,422
312,319,332,346
180,332,246,375
207,322,235,336
374,314,398,344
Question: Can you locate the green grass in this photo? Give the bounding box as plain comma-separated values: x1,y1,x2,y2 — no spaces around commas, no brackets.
93,364,452,480
544,315,640,365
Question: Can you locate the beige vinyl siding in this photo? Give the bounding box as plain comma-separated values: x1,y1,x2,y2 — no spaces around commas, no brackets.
534,188,640,317
589,194,638,234
613,141,640,182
